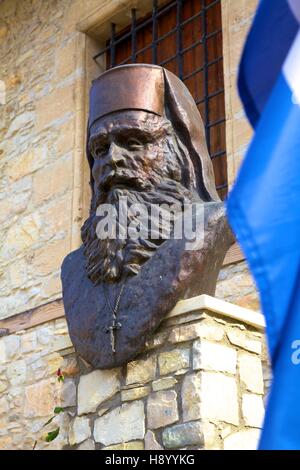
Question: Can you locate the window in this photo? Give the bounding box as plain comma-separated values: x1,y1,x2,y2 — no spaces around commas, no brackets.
94,0,227,199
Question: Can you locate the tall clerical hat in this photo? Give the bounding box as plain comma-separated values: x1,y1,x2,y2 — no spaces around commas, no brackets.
87,64,219,202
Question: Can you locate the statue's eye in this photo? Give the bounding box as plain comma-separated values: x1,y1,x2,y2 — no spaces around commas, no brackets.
93,143,108,158
127,138,142,149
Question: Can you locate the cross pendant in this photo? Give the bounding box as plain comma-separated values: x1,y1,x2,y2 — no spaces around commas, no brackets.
106,320,122,353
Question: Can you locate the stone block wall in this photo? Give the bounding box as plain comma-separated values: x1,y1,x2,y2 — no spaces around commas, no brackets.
217,261,259,312
221,0,259,186
0,0,102,320
0,296,266,450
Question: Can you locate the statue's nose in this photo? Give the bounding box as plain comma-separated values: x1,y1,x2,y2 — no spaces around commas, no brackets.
92,142,126,189
106,142,125,167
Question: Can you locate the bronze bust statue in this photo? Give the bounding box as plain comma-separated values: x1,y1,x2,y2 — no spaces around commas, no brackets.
61,64,233,369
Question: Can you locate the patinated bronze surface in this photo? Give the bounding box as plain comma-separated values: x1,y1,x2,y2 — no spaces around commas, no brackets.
61,64,234,369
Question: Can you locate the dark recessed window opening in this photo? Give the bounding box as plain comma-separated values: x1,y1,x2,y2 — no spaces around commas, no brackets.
94,0,227,199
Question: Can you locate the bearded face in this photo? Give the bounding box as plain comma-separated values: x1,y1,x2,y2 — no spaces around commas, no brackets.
81,110,198,284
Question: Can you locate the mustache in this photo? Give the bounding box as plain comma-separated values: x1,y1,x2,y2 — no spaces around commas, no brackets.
98,168,152,193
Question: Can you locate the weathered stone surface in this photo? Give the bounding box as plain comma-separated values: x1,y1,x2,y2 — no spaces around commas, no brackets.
60,379,76,407
227,329,262,354
78,369,120,415
98,408,109,417
193,340,237,373
168,323,201,343
21,332,37,353
162,421,203,449
158,349,190,376
144,331,169,351
24,379,55,418
0,340,6,364
0,20,8,39
8,259,28,289
4,335,20,360
29,241,69,289
61,356,79,378
35,85,74,132
0,396,9,415
6,360,26,386
6,111,34,137
200,372,239,425
202,421,218,449
3,213,41,259
181,373,201,422
147,390,179,429
69,417,91,446
220,425,232,439
126,356,156,385
55,38,76,80
103,441,144,450
216,262,259,311
6,148,41,183
46,353,64,376
121,385,150,401
197,323,225,341
224,429,261,450
55,119,75,157
174,368,189,376
52,412,71,449
32,157,72,207
152,377,177,392
37,326,53,345
0,435,12,450
242,394,264,428
169,322,224,343
239,353,264,394
77,439,95,450
145,430,163,450
165,311,204,327
94,401,145,446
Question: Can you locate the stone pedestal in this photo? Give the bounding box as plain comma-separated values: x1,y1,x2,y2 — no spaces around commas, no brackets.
0,294,266,450
73,295,266,450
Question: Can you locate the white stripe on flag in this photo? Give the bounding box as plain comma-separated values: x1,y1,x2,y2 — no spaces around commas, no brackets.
288,0,300,23
283,30,300,105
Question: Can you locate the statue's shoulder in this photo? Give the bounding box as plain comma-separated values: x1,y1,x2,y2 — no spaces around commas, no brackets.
61,245,85,285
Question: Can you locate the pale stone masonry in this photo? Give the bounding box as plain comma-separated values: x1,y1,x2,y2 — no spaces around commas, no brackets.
0,295,267,450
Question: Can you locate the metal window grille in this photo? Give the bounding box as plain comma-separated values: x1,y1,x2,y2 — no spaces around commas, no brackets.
94,0,227,198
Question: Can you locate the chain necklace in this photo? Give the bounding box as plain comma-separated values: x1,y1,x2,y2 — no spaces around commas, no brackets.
104,275,127,354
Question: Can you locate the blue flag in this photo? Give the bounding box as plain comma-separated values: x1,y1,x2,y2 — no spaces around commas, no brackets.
227,0,300,449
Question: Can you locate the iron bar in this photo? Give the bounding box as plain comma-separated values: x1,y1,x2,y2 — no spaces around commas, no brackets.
110,23,116,68
131,9,137,63
211,149,226,159
152,0,158,63
156,0,177,18
195,87,224,105
94,25,222,63
183,55,223,81
116,56,132,66
156,26,177,44
202,0,210,151
207,117,226,129
159,54,177,67
176,0,183,79
216,183,228,190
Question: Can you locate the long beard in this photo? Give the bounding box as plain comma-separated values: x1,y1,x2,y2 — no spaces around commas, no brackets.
81,180,193,283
